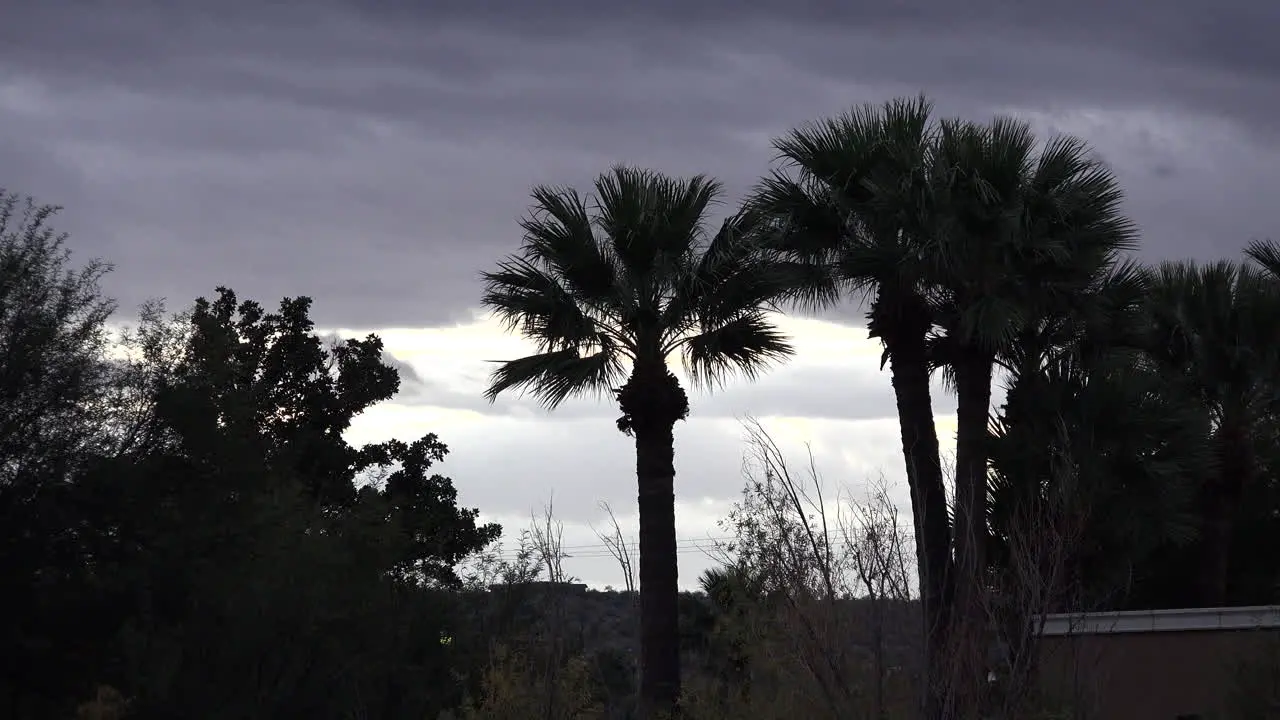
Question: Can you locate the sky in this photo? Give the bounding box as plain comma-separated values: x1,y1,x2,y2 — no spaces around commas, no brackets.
2,0,1278,589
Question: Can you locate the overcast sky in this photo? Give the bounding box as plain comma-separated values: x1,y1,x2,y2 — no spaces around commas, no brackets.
3,0,1277,589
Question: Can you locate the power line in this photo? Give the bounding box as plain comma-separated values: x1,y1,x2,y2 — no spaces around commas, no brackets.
553,535,734,552
475,536,737,562
557,546,726,560
479,535,734,556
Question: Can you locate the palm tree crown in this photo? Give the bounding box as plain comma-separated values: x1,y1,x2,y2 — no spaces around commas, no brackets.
926,115,1138,368
752,96,937,335
481,166,794,412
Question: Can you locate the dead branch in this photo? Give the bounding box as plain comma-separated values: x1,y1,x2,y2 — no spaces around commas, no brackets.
590,500,636,594
529,495,568,585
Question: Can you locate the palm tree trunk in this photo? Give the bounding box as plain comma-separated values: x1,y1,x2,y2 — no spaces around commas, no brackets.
1197,421,1253,606
886,331,953,719
950,349,995,712
634,417,681,718
617,359,689,719
953,352,993,577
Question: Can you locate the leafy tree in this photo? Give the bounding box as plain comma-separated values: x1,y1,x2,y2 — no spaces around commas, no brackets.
3,277,501,718
481,166,795,717
0,191,120,718
0,190,117,483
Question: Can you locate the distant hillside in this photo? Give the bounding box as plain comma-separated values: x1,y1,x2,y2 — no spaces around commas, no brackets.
462,582,922,666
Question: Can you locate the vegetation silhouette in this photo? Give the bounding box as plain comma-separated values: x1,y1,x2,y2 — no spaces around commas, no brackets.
480,167,796,717
3,94,1280,719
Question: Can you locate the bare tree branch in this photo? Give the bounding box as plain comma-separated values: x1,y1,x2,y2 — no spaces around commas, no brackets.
529,494,569,584
590,500,636,594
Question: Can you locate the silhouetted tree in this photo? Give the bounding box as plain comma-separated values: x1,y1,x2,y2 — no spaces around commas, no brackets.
481,166,796,717
750,98,956,716
1140,261,1280,605
1,233,501,718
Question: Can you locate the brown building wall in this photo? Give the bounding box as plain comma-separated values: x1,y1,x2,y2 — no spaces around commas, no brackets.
1036,627,1280,719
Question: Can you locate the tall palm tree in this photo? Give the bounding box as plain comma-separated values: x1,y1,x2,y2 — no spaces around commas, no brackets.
1142,259,1280,605
748,96,956,717
925,117,1138,595
920,118,1136,709
481,166,794,717
753,100,1138,714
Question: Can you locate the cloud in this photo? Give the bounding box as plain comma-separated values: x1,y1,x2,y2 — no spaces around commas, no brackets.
348,393,953,590
347,401,931,588
2,0,1276,328
392,358,959,424
349,313,960,423
346,363,964,528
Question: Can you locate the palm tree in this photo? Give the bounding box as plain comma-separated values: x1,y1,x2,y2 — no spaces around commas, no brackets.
753,100,1138,714
1141,259,1280,605
988,262,1210,611
480,166,794,717
925,117,1138,595
748,96,956,717
919,118,1136,709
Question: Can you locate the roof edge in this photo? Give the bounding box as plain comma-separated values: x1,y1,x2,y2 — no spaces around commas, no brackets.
1038,605,1280,636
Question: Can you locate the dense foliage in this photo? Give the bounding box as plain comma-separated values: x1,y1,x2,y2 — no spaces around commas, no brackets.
0,192,499,719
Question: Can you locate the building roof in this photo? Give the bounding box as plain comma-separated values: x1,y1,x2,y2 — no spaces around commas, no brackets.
1038,605,1280,636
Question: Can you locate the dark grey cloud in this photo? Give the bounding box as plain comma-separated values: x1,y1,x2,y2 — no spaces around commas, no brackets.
1,0,1276,328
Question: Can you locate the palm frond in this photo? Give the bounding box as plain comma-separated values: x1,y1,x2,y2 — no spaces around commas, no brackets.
679,219,835,333
832,232,923,299
520,185,623,310
1069,257,1153,364
680,312,794,390
480,256,631,354
1028,138,1137,271
1143,258,1280,423
593,166,722,304
958,115,1035,215
746,172,851,312
1245,238,1280,280
484,345,626,409
773,105,883,186
661,211,756,327
774,96,933,190
755,96,937,315
750,170,847,262
928,113,1136,365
